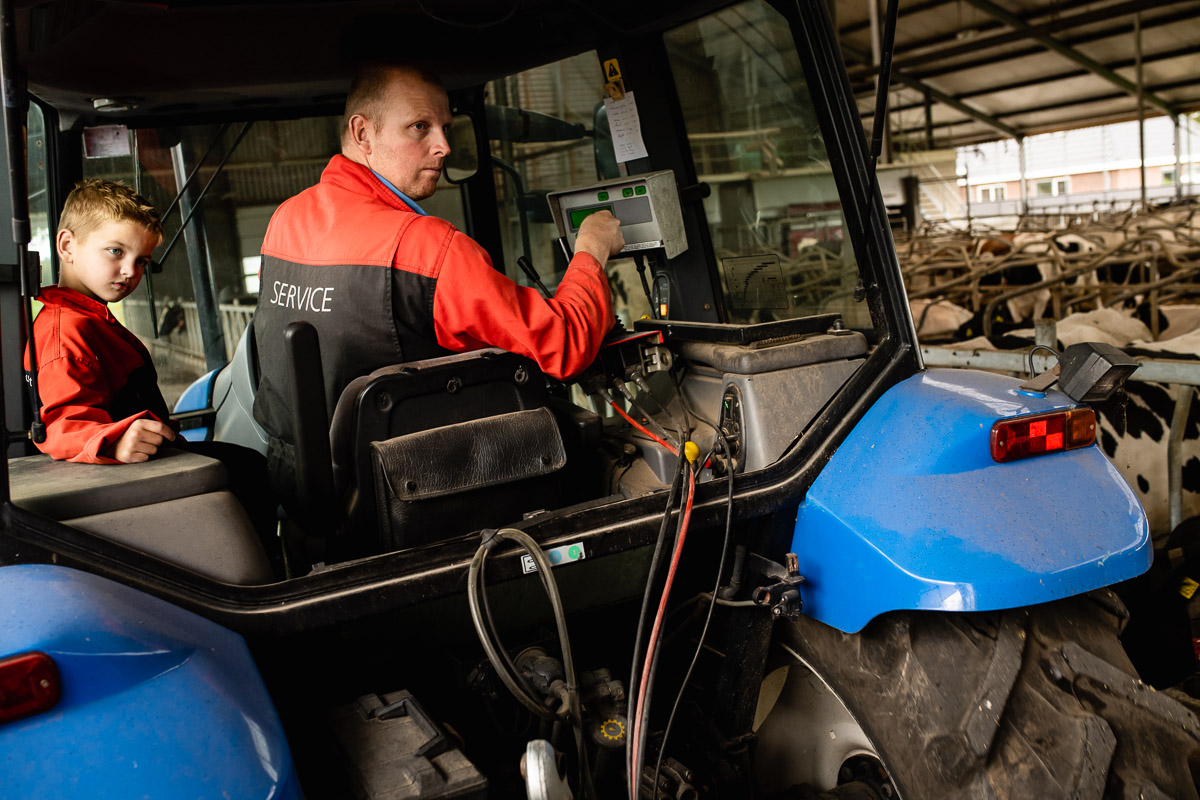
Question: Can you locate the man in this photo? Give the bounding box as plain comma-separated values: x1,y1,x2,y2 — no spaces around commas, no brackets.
252,62,624,495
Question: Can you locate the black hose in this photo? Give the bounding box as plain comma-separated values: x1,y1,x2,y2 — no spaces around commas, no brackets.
632,462,694,798
653,437,735,794
469,528,595,799
467,540,557,721
479,555,548,713
627,448,688,797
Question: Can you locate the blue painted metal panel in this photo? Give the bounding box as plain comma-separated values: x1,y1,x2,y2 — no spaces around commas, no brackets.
0,564,302,799
174,368,217,414
180,426,211,442
793,369,1151,633
174,368,218,443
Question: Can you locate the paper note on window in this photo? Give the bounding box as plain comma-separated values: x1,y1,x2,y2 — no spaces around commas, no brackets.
82,125,131,158
604,92,648,163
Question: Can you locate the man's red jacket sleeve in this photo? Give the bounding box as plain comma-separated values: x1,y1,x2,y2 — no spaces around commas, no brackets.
431,226,613,380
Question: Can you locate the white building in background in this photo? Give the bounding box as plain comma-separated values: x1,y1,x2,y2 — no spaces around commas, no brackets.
955,115,1200,218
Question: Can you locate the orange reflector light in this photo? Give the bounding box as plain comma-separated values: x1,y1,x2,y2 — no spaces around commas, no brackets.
990,408,1096,463
0,651,61,725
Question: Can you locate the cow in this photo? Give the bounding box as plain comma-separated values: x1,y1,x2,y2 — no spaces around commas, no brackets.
928,305,1200,538
1092,380,1200,541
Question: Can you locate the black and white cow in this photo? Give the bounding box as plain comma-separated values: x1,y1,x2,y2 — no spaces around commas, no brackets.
1092,380,1200,539
935,306,1200,537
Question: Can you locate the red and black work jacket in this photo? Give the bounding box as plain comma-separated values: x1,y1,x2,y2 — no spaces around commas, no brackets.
252,155,613,447
25,285,171,463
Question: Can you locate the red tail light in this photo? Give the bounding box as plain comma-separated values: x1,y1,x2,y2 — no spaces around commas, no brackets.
991,408,1096,463
0,651,61,725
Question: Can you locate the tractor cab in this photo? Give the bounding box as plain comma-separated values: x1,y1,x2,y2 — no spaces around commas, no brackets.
2,0,902,584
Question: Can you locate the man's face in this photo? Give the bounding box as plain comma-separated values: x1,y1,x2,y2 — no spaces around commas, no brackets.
365,74,453,201
57,219,158,304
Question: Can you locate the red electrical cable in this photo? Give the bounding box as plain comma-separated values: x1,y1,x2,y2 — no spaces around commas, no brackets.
608,399,679,456
630,462,696,800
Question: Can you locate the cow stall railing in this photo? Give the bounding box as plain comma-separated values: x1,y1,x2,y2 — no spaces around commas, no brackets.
904,236,1200,336
902,201,1200,332
121,298,254,366
923,342,1200,532
975,238,1200,337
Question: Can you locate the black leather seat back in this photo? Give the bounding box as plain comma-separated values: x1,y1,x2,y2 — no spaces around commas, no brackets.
328,348,562,551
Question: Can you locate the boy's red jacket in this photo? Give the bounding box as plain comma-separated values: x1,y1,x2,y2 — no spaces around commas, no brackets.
24,285,171,463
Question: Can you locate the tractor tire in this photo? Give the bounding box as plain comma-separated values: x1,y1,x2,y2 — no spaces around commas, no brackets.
754,590,1200,799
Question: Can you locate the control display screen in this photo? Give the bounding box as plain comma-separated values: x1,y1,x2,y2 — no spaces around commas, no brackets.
568,204,614,231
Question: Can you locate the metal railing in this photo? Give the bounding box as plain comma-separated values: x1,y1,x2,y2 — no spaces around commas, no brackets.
122,298,254,367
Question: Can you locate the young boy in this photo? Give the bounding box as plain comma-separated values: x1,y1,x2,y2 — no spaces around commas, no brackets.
27,179,280,568
28,178,175,463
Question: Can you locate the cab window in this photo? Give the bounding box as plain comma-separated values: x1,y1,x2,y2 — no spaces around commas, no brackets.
665,0,870,329
484,52,650,328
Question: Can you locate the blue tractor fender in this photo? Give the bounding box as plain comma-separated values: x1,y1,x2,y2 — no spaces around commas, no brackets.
0,564,302,799
792,368,1151,633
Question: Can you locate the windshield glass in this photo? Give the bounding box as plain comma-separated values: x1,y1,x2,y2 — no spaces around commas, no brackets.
665,0,870,330
484,51,649,327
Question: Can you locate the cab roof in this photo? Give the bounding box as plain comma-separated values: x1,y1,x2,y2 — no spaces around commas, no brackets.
15,0,725,129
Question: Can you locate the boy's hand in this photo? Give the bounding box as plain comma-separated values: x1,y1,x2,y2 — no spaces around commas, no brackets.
108,418,177,463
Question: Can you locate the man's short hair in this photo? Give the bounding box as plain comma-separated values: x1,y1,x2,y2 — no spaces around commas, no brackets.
58,178,163,242
342,61,444,136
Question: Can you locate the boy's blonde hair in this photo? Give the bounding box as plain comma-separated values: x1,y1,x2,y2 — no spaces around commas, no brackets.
58,179,163,242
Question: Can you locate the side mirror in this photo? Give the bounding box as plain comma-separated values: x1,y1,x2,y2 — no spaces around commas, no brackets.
591,102,619,181
444,114,478,183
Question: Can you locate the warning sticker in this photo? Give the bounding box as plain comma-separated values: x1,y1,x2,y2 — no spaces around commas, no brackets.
1180,577,1199,599
722,254,790,310
603,58,622,81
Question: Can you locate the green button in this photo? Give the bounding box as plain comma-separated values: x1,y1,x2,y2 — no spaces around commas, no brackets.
597,191,609,201
622,187,634,197
635,185,647,195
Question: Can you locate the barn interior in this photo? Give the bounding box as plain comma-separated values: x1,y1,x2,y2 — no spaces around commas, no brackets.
839,0,1200,685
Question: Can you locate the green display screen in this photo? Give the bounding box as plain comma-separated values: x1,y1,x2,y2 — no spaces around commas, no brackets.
568,204,613,231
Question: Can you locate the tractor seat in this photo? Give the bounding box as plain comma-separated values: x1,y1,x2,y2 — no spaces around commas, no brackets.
8,448,273,584
284,322,566,555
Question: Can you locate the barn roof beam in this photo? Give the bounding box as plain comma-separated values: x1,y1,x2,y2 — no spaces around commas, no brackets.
900,77,1200,129
959,0,1176,117
898,7,1199,83
890,84,1200,141
839,0,954,37
836,0,1097,39
845,0,1188,78
840,41,1022,140
866,44,1198,112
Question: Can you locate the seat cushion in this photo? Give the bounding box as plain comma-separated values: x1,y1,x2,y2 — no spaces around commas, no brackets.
9,448,228,520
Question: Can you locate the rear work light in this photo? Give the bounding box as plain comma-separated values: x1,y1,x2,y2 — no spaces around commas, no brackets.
991,408,1096,463
0,651,61,725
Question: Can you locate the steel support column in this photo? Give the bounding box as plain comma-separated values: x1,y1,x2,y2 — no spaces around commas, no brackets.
1019,137,1028,215
1136,13,1146,209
